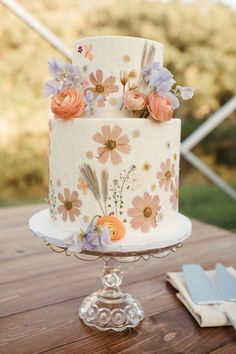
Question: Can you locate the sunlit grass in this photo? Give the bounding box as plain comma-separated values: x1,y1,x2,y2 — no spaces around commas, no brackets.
180,185,236,231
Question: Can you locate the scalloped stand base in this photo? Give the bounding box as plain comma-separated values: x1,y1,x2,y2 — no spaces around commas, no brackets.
78,259,144,331
79,292,144,331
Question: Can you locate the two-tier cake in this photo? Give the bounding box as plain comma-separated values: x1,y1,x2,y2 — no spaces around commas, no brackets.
41,36,194,252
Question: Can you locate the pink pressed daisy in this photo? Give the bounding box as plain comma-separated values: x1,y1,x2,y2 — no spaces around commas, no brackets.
127,192,161,233
170,175,179,210
57,188,82,222
93,125,131,165
156,158,175,192
87,69,119,106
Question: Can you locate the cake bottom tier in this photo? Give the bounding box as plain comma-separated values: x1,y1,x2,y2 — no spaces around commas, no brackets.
29,209,191,253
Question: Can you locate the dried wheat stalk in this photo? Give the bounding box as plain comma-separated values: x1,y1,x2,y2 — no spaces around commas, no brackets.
80,164,100,201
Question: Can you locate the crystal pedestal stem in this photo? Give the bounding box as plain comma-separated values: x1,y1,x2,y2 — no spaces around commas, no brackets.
99,258,125,300
79,257,144,331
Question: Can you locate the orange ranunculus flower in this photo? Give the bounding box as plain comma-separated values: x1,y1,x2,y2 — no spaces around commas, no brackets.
51,89,85,119
147,92,173,122
97,215,125,242
123,90,147,111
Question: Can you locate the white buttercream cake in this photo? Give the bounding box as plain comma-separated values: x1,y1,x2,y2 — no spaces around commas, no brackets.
46,36,194,252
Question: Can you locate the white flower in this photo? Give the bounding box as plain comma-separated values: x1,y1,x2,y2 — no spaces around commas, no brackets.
65,231,84,252
175,85,194,100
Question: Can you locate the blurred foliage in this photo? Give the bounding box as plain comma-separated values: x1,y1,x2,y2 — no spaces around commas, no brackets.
180,185,236,230
0,0,235,228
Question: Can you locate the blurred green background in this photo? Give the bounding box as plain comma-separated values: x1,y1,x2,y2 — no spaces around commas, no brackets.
0,0,236,230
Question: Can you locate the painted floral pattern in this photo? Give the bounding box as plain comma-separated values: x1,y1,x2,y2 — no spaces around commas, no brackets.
128,192,161,233
156,158,175,192
170,175,179,210
84,44,93,61
49,179,57,222
57,188,82,222
87,69,119,106
93,125,131,165
77,177,89,195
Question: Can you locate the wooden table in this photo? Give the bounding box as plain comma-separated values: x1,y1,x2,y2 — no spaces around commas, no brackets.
0,204,235,354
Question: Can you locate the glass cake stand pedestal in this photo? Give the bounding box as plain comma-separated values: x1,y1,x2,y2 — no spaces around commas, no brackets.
29,209,191,332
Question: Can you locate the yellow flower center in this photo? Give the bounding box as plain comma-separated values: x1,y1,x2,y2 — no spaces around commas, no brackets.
105,139,117,150
86,151,94,159
143,162,151,171
165,170,172,180
63,71,69,79
96,84,105,93
143,207,152,218
64,201,73,210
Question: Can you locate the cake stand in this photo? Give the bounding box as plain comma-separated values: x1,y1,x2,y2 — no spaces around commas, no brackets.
29,209,191,332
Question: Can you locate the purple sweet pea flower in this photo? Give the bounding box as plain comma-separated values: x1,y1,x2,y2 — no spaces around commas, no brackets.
43,79,62,97
44,58,83,97
175,85,194,100
62,63,82,89
65,231,84,252
167,91,180,110
65,216,112,252
149,67,175,97
85,90,95,105
48,58,65,80
82,217,112,251
143,62,161,82
85,91,101,116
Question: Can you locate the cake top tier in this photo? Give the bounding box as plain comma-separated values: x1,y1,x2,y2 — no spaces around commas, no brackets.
45,36,194,120
72,36,163,117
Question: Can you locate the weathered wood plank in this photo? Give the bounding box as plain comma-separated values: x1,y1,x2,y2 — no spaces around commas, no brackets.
1,231,235,318
0,277,178,354
38,308,235,354
0,203,45,220
3,275,233,354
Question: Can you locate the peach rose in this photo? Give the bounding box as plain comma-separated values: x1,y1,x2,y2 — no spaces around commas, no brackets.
123,90,147,111
147,92,173,122
51,89,85,119
97,215,125,242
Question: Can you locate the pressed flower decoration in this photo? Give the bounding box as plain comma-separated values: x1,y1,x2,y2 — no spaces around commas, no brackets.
77,177,89,195
128,192,161,233
57,188,82,222
86,69,119,107
93,125,131,165
156,158,175,192
170,175,179,211
84,44,93,61
142,162,151,172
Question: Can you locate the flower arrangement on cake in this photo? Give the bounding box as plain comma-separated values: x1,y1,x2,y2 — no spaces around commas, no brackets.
44,46,193,122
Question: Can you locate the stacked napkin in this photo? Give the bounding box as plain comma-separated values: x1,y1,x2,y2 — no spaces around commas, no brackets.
166,267,236,327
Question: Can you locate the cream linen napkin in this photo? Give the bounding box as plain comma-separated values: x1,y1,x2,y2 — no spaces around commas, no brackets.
166,267,236,327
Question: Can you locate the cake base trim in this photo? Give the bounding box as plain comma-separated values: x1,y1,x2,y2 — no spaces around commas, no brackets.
29,208,191,253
